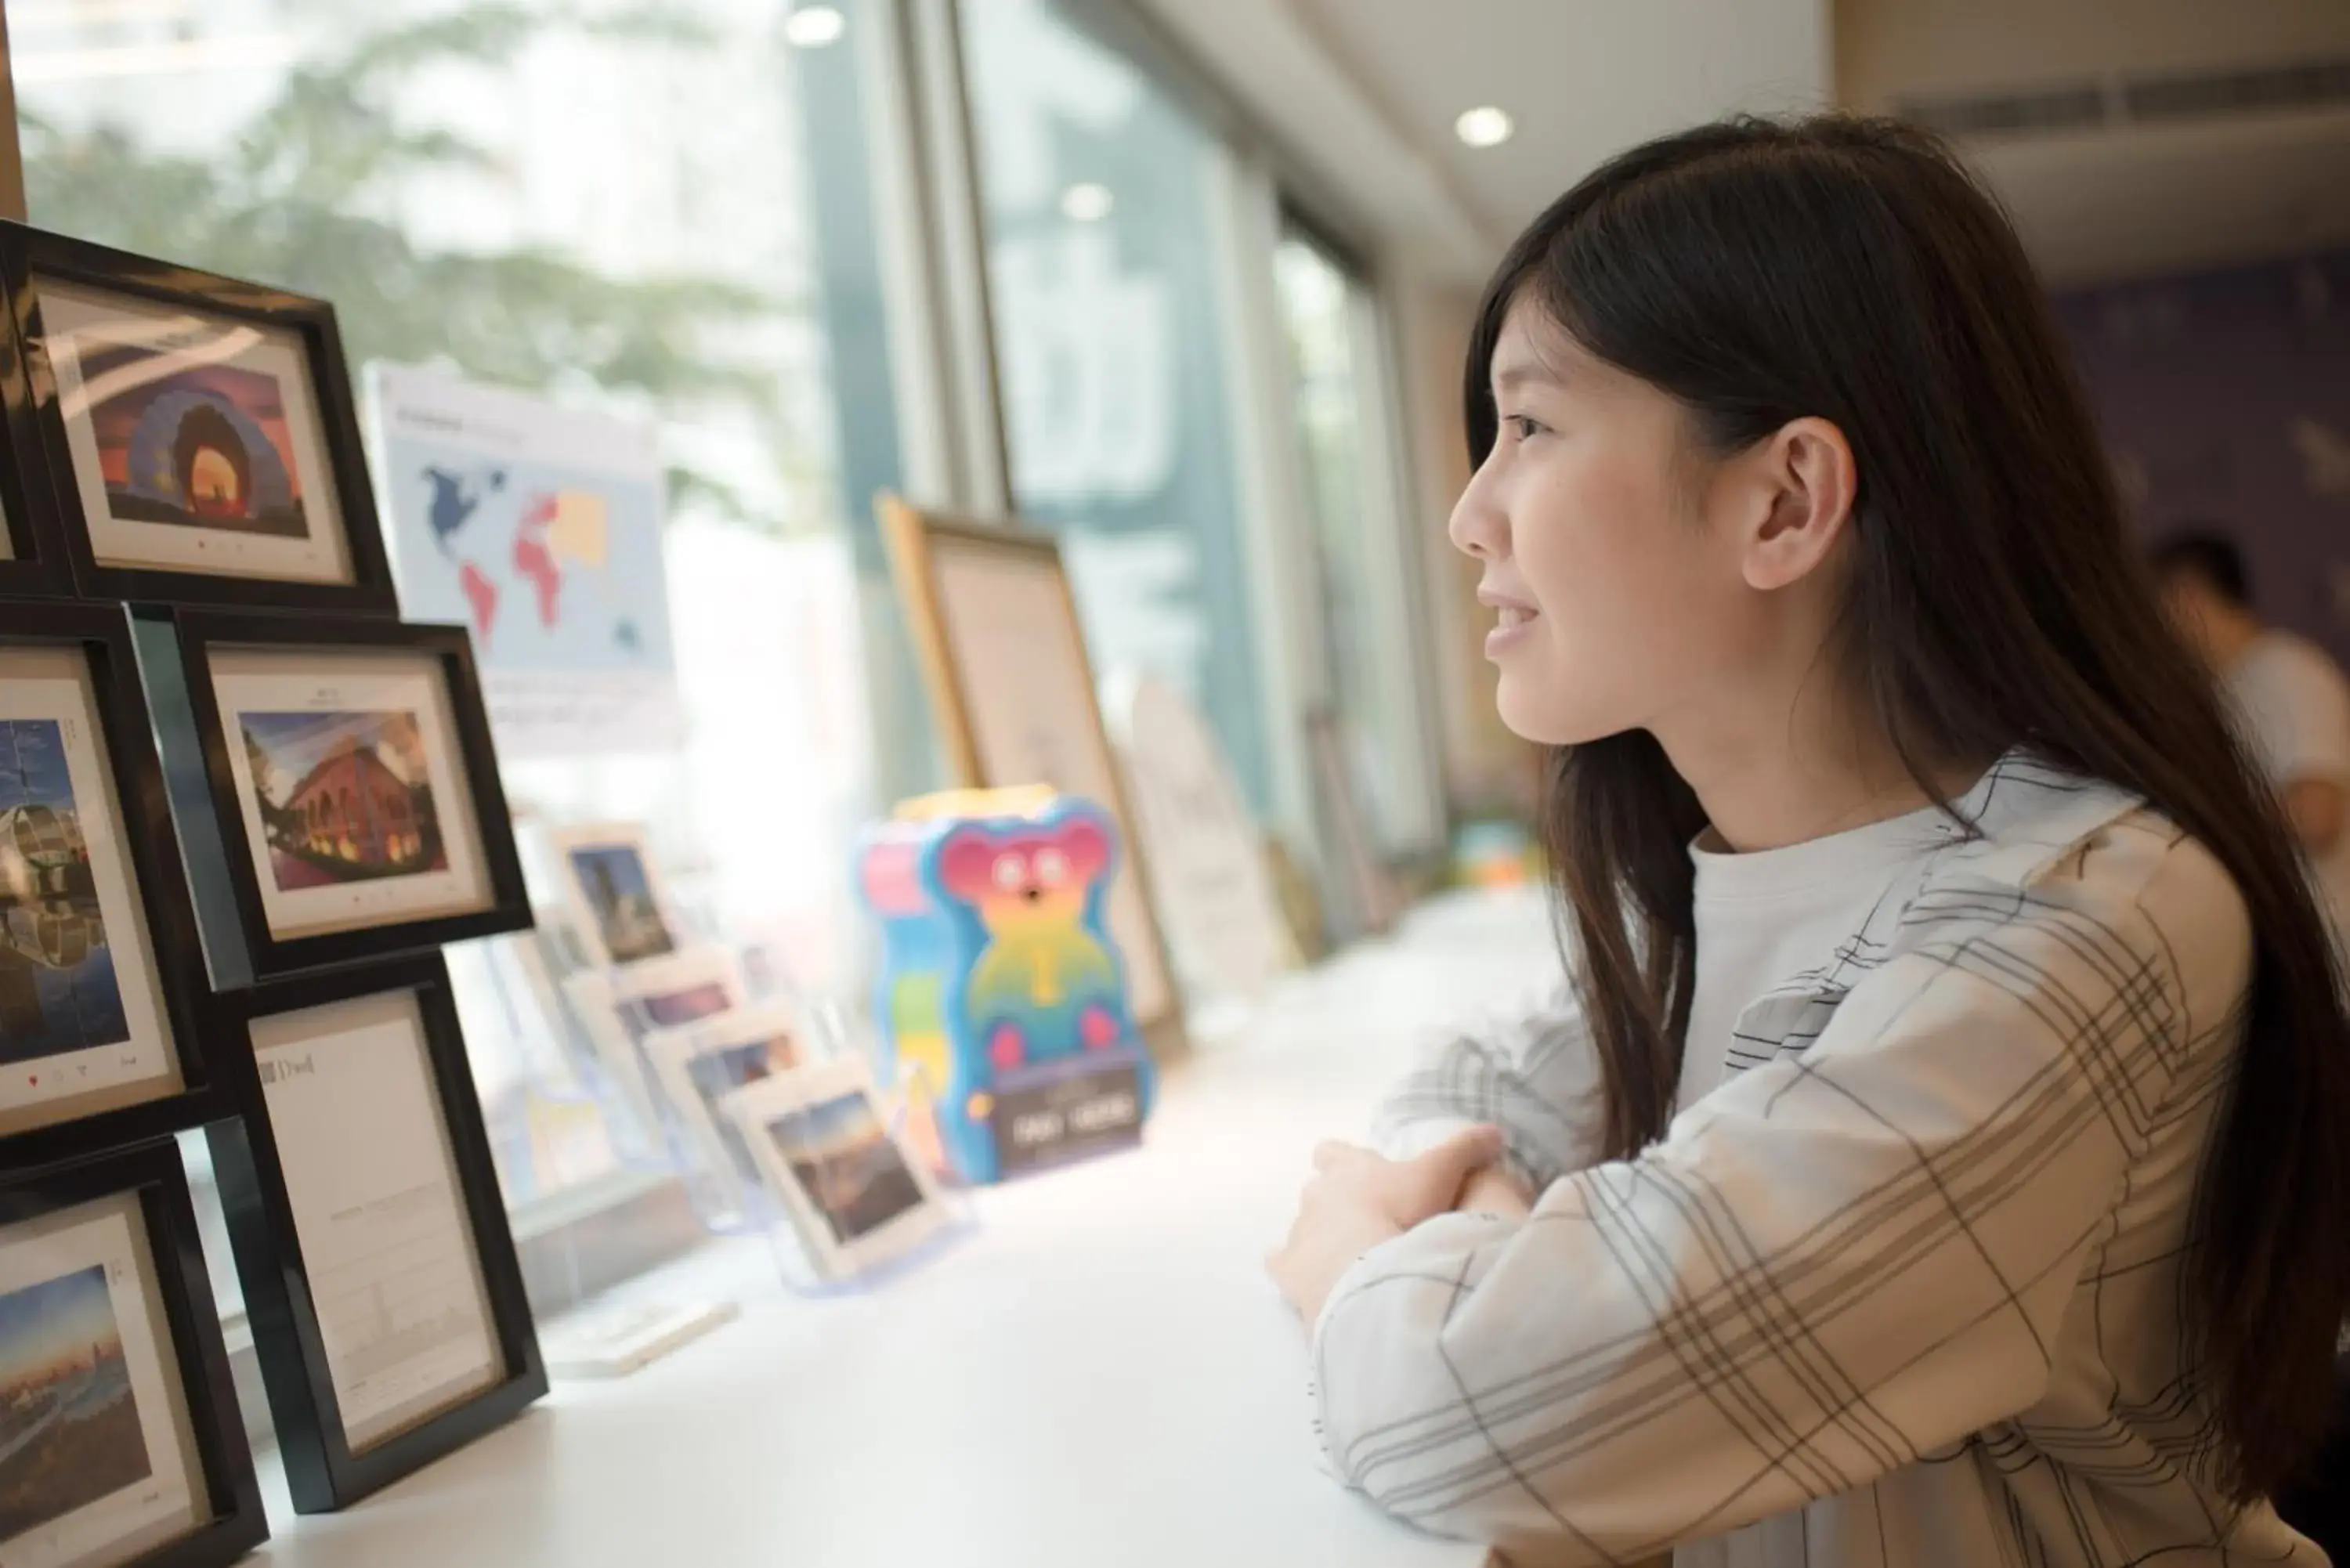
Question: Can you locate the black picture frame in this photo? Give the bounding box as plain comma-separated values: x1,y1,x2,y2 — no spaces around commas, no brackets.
0,309,71,598
134,607,530,986
0,222,399,615
0,600,228,1166
0,1139,269,1568
203,953,546,1513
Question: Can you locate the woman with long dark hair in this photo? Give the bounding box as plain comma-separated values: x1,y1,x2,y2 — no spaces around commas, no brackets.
1266,114,2350,1565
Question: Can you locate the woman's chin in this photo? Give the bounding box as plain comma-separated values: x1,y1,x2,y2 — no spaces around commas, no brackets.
1493,678,1589,748
1493,660,1638,747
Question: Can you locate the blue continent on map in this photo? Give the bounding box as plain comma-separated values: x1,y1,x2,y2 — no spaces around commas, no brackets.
422,465,504,554
422,464,512,645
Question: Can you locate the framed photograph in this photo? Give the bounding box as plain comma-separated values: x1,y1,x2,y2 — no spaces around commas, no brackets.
642,1004,806,1191
202,954,545,1514
0,313,71,598
878,494,1185,1057
545,822,683,970
1104,671,1299,1000
0,222,397,612
722,1057,947,1281
0,1140,267,1568
0,605,225,1165
147,610,529,985
559,947,744,1147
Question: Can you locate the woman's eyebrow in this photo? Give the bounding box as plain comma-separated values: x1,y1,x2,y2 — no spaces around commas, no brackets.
1493,359,1566,392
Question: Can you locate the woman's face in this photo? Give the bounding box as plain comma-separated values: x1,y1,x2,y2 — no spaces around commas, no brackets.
1449,294,1760,746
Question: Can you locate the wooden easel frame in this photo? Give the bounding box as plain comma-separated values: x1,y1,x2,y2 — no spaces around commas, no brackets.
877,492,1188,1060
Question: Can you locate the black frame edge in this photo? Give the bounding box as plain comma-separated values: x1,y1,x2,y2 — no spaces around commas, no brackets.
0,600,231,1167
0,1138,269,1568
0,221,400,616
161,606,530,983
204,952,545,1513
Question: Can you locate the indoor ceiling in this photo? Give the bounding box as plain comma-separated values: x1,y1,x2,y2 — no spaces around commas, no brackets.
1285,0,1831,241
1975,107,2350,286
1134,0,1829,281
1132,0,2350,289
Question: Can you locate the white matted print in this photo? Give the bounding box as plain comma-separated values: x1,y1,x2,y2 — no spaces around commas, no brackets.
546,823,682,969
36,279,352,584
211,647,493,941
0,1190,207,1568
928,544,1173,1028
0,647,181,1137
723,1057,945,1280
643,1005,805,1191
251,991,504,1454
562,947,745,1142
1106,673,1297,1000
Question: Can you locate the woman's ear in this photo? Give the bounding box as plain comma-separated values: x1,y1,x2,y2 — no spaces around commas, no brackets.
1737,417,1858,593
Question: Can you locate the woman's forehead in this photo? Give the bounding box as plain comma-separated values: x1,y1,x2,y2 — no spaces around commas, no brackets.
1491,294,1589,385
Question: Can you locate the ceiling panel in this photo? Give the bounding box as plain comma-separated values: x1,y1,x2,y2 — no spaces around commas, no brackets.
1288,0,1831,237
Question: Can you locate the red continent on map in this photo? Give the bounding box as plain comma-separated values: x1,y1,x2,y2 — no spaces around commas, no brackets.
514,495,564,629
458,561,499,646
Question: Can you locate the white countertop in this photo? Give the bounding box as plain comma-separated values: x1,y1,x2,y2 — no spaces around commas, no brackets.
249,887,1560,1568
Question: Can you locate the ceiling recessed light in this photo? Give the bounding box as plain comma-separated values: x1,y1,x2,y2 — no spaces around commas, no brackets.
784,5,845,47
1060,182,1115,222
1455,106,1514,149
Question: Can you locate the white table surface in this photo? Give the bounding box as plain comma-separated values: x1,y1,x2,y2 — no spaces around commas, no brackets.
247,887,1559,1568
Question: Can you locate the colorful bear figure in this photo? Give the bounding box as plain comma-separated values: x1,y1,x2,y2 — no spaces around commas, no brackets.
945,811,1129,1070
859,790,1155,1183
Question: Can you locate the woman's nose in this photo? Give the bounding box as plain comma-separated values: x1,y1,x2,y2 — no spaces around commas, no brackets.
1448,456,1506,562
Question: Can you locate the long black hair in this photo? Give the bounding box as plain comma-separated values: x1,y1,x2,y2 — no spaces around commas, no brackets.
1466,114,2350,1504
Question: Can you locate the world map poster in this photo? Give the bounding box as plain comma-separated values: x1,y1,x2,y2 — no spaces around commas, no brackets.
367,365,683,759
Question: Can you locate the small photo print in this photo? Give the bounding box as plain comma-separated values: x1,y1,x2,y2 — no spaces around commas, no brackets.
681,1037,790,1187
0,1264,150,1542
237,710,446,892
40,280,352,587
0,720,129,1065
685,1039,784,1104
566,844,675,966
765,1090,930,1247
82,349,306,538
628,981,732,1036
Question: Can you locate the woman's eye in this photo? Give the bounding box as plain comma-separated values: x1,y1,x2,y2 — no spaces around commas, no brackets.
1506,414,1545,441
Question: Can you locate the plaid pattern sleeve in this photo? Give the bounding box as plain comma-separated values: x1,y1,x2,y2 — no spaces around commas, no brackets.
1312,797,2297,1567
1369,985,1606,1194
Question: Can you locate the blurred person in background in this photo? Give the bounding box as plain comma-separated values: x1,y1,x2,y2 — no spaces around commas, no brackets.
2154,529,2350,936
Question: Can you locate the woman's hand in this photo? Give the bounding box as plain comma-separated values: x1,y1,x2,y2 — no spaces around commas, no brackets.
1455,1162,1536,1220
1266,1126,1506,1328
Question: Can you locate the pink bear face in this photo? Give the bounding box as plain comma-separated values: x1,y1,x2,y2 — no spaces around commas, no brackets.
938,817,1109,935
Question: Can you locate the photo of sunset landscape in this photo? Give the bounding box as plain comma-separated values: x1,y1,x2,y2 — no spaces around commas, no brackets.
0,1263,150,1544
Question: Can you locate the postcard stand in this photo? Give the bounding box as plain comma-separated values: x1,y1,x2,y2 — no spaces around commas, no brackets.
645,1071,769,1241
479,1057,628,1214
747,1062,976,1300
634,977,979,1271
542,977,674,1180
533,936,777,1219
661,976,818,1236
